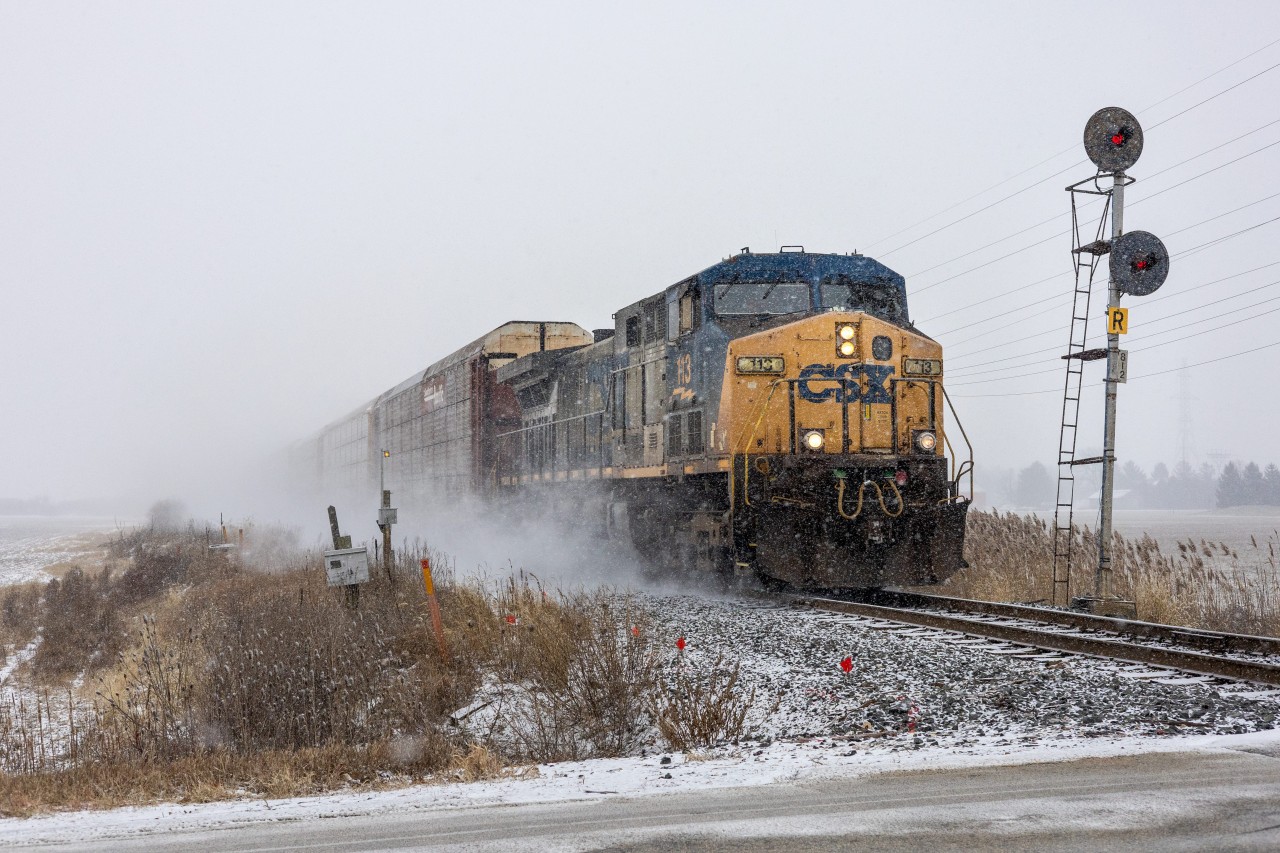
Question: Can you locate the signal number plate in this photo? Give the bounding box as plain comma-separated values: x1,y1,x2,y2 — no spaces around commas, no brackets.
903,357,942,377
736,356,785,375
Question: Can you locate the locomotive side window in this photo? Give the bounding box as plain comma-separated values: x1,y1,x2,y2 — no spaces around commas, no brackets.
678,288,702,334
667,301,679,343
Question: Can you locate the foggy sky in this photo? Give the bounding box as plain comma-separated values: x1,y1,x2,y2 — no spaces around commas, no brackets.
3,0,1280,518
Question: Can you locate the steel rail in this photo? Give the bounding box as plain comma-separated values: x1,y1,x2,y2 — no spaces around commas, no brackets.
871,590,1280,657
792,595,1280,686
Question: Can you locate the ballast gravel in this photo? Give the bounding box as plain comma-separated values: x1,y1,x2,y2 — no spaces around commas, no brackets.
639,592,1280,752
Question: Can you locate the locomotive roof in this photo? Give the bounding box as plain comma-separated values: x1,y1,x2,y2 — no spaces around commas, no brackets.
695,251,906,296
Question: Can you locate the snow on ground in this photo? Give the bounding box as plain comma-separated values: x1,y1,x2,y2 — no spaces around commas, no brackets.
0,517,123,585
3,728,1279,847
640,592,1280,745
3,532,1280,845
0,639,39,688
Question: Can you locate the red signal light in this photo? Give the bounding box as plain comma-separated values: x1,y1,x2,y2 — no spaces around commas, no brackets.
1111,133,1125,145
895,470,908,486
1134,259,1149,270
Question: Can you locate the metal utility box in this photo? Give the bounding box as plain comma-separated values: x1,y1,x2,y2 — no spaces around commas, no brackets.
323,547,370,587
378,507,398,526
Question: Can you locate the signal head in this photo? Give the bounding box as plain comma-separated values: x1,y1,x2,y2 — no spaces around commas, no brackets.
1110,230,1169,296
1084,107,1144,172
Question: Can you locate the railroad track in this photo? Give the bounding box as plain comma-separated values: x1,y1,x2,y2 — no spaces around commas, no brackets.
785,591,1280,686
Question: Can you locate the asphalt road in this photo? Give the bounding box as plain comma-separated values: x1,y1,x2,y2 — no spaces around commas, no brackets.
19,746,1280,852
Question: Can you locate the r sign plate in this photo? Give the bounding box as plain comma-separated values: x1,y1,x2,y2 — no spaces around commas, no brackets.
903,357,942,377
736,355,785,375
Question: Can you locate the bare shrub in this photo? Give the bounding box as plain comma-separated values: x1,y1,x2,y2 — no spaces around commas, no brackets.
194,568,466,753
468,579,660,763
560,597,659,756
0,582,42,648
32,568,123,678
92,615,200,761
653,657,756,751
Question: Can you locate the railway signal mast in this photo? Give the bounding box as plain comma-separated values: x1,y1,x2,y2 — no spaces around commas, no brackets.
1054,107,1170,615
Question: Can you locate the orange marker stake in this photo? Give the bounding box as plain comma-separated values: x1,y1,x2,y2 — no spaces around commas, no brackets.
421,558,451,663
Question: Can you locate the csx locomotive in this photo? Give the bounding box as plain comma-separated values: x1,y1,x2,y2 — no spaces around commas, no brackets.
300,249,972,588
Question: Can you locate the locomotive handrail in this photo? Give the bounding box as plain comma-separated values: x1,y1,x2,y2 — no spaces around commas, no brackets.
940,385,974,501
734,380,783,507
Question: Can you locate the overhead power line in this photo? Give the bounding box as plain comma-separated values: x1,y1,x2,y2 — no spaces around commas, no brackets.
913,157,1280,329
909,127,1280,303
905,117,1280,283
948,291,1280,387
941,207,1280,362
950,336,1280,399
948,280,1280,379
863,38,1280,259
1145,57,1280,132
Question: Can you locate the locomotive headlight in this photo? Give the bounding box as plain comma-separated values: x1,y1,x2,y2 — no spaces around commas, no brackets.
802,429,825,451
838,340,857,357
914,430,937,453
838,324,856,341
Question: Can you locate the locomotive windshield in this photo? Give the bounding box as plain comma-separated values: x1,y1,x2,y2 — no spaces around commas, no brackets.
819,278,907,324
713,282,809,315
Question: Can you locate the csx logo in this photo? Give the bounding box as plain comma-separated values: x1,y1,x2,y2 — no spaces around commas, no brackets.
797,363,894,404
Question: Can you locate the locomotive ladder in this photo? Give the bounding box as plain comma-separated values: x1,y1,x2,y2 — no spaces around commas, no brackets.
1052,182,1113,608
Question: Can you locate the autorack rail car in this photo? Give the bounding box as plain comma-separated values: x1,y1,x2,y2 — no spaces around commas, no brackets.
300,249,972,589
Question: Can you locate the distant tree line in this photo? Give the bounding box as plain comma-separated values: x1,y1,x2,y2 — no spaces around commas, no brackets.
988,460,1280,510
0,496,118,516
1214,462,1280,508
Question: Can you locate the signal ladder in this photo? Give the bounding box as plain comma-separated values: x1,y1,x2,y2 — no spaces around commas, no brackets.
1052,180,1117,608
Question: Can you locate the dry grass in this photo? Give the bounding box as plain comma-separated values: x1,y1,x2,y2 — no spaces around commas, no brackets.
941,510,1280,636
465,577,661,762
0,526,684,814
0,740,450,818
653,657,759,750
0,582,42,649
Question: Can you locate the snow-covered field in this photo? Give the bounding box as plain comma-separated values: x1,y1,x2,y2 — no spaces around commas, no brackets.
0,517,124,585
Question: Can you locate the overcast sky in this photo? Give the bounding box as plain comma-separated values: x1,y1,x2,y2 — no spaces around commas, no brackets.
3,1,1280,516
